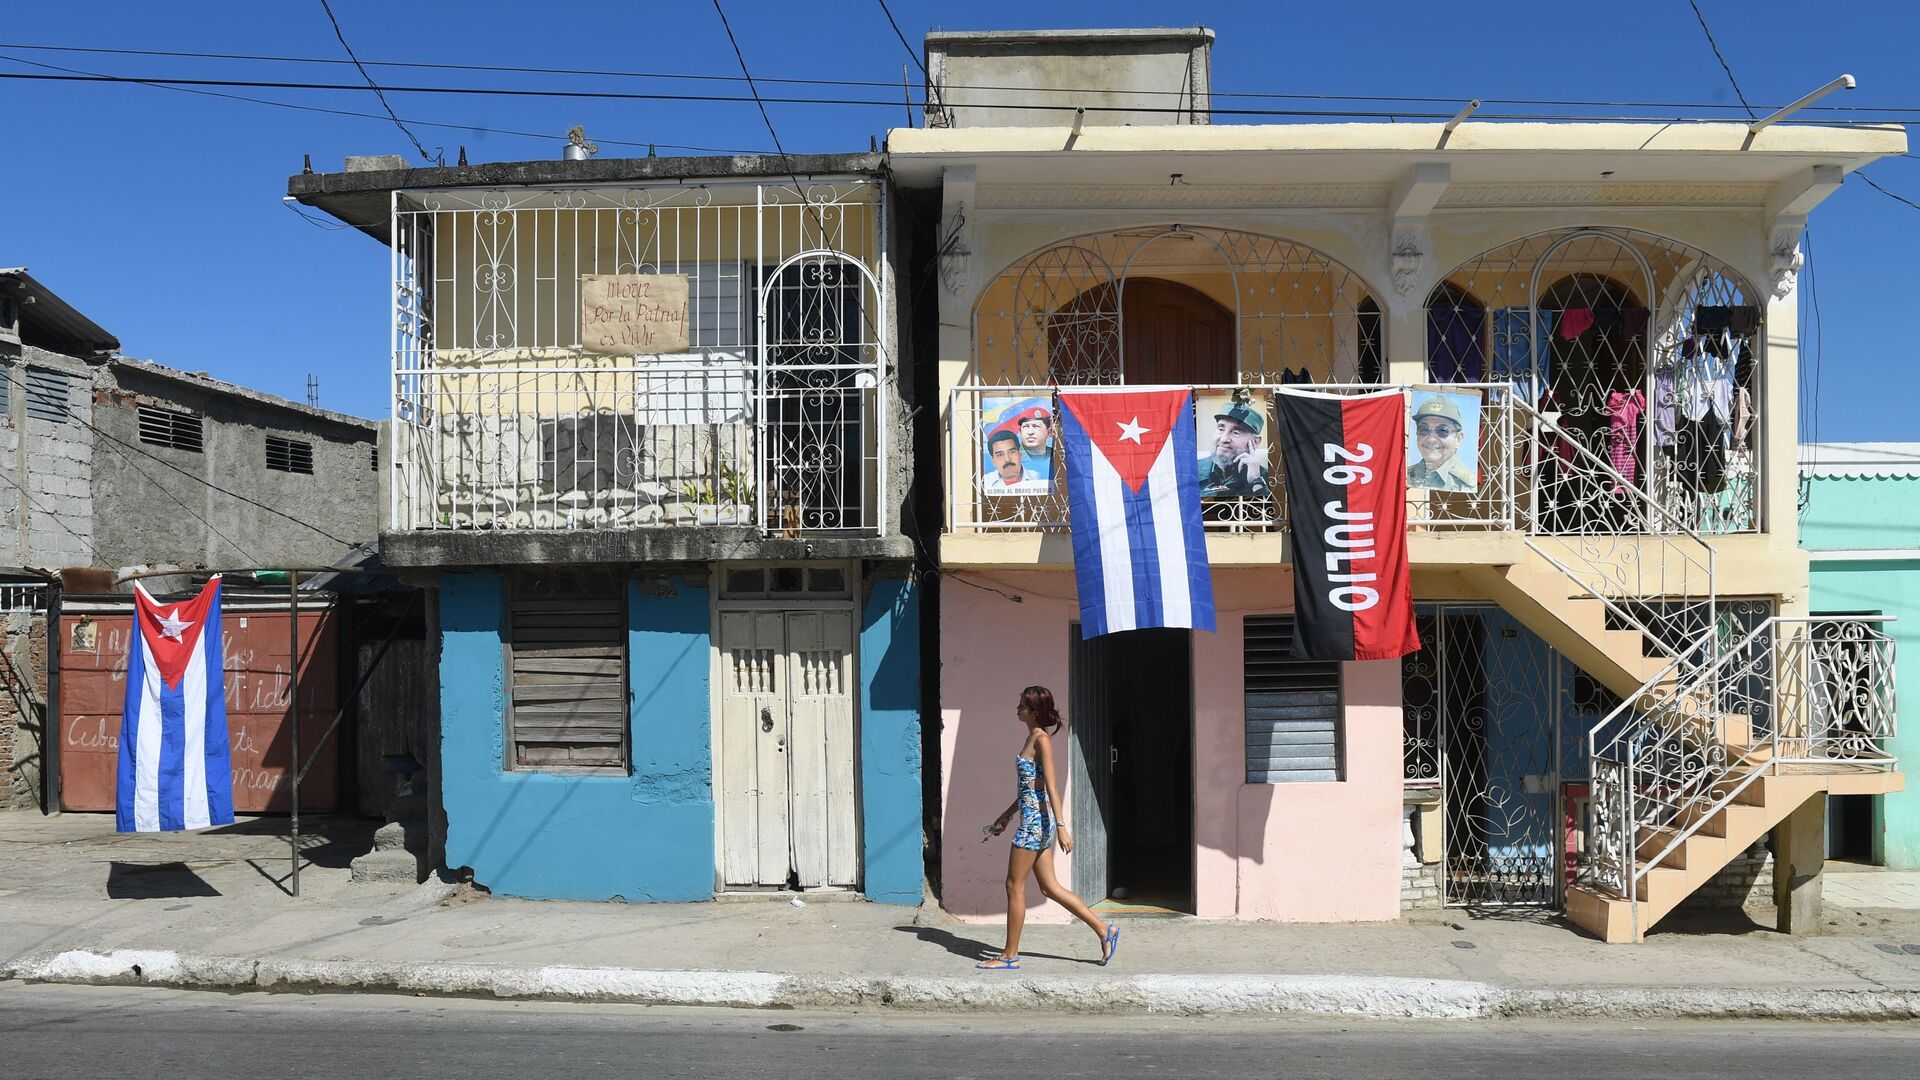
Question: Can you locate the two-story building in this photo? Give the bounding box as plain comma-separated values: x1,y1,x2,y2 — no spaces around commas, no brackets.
290,154,929,904
892,28,1903,940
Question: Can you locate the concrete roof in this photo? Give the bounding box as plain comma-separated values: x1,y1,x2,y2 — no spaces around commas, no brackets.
885,121,1907,187
0,268,120,356
288,152,884,243
107,358,378,433
1800,442,1920,479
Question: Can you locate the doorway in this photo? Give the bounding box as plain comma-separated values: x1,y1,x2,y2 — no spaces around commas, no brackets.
1068,626,1194,913
716,606,859,890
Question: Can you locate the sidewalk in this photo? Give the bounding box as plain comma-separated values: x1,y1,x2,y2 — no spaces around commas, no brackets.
7,811,1920,1019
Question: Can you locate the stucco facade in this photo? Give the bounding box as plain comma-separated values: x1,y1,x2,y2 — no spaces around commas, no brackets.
896,111,1905,929
1801,444,1920,868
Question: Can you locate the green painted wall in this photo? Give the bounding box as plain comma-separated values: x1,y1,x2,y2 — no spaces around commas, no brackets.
1802,472,1920,868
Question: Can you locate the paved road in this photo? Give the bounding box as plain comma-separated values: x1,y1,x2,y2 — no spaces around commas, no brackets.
6,983,1920,1079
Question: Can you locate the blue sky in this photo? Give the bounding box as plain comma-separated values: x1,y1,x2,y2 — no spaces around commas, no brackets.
3,2,1918,442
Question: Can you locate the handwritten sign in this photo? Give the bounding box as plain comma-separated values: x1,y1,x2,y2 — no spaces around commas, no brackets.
581,273,690,355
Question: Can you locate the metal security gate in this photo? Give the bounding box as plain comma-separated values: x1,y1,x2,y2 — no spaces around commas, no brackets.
1402,606,1594,907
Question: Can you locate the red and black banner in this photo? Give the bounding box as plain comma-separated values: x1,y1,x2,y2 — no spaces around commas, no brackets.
1274,388,1421,661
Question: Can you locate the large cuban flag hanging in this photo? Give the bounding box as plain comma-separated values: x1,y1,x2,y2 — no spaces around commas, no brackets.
1059,386,1215,638
117,576,235,833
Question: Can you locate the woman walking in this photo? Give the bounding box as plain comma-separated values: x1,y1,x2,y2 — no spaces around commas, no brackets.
976,685,1118,970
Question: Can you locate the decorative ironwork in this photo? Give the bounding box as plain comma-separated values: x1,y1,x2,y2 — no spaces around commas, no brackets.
1431,228,1763,537
388,180,886,534
1402,605,1597,907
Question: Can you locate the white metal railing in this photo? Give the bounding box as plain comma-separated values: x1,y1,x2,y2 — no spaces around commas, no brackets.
389,180,888,535
0,582,48,613
946,382,1521,533
1585,616,1898,903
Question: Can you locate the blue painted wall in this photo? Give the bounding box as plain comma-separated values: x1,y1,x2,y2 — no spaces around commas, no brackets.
859,574,924,905
439,573,714,901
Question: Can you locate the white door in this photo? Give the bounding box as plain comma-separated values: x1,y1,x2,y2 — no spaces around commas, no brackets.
718,608,858,888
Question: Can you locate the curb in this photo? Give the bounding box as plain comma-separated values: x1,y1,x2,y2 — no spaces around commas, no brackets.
8,949,1920,1021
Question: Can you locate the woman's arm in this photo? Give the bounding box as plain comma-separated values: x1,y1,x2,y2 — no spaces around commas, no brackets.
1034,734,1072,853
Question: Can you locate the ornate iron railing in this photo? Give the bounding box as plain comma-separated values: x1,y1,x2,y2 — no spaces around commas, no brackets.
1585,616,1898,901
388,180,888,535
946,382,1521,533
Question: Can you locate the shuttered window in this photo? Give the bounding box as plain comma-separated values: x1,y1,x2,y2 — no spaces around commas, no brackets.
265,435,314,474
1244,615,1343,783
24,367,70,423
138,405,204,452
507,574,627,769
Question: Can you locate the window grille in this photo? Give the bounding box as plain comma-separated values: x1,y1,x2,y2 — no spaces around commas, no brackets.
508,573,627,769
370,446,379,472
1244,614,1343,783
137,405,204,452
24,367,69,424
265,436,314,474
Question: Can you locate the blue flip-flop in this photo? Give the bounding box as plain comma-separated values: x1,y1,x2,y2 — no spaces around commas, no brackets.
976,955,1021,971
1101,924,1120,966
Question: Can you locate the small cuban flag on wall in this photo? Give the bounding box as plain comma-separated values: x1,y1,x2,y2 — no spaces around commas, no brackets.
1059,387,1216,638
117,576,236,833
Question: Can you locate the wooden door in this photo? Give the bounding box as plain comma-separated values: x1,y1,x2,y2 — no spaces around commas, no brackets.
717,607,858,889
1069,627,1113,903
783,610,857,888
1120,279,1234,386
719,610,789,887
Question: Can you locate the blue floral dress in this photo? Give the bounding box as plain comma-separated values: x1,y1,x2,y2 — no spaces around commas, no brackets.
1011,755,1055,851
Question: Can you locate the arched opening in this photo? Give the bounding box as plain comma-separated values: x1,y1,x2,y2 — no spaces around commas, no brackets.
1050,278,1234,386
1432,228,1762,535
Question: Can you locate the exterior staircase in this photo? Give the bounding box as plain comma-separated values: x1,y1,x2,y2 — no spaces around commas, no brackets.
1485,401,1902,942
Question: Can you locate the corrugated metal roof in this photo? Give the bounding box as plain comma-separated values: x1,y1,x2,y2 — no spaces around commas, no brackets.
1799,442,1920,479
0,268,120,356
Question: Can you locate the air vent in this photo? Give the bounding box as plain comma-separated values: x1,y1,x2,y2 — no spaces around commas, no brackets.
137,405,204,452
265,435,314,474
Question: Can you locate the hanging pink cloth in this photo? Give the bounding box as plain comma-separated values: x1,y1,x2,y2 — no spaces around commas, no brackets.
1607,388,1646,492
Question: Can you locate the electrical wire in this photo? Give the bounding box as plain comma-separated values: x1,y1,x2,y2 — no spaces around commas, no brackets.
7,40,1920,115
7,67,1919,125
0,51,773,155
1855,171,1920,211
875,0,927,78
316,0,439,164
1686,0,1755,119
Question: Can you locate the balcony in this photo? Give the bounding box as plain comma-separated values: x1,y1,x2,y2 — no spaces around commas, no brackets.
387,180,889,536
946,380,1697,540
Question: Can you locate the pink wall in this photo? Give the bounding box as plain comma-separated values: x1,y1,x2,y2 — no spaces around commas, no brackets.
939,569,1404,924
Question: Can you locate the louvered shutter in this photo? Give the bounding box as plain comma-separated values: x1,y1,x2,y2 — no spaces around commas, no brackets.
1244,614,1343,783
508,577,627,768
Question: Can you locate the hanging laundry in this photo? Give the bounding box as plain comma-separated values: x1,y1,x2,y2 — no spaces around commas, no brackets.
1726,305,1760,336
1427,305,1484,382
1732,386,1754,452
1557,307,1596,341
1491,307,1549,400
1650,364,1678,448
1621,308,1651,337
1607,388,1646,491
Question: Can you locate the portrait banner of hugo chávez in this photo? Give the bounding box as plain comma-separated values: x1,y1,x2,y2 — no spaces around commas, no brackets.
978,394,1055,496
580,273,690,355
1273,387,1420,662
1193,388,1273,500
1405,387,1483,494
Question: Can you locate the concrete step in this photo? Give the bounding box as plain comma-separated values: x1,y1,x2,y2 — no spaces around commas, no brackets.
349,849,425,885
371,820,427,854
1565,884,1638,943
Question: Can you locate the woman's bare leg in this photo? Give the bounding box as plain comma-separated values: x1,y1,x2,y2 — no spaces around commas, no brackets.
1032,846,1112,951
999,846,1040,959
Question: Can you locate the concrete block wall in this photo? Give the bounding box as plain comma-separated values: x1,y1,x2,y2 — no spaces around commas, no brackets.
1676,838,1775,911
0,611,49,810
2,347,96,569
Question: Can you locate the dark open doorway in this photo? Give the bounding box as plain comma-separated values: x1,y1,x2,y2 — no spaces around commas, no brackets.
1829,795,1878,864
1068,626,1194,914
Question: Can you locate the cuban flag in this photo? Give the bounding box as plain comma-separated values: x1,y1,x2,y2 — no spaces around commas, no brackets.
117,576,235,832
1059,387,1215,638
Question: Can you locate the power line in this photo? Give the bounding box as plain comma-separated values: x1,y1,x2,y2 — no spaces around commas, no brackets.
1855,170,1920,211
875,1,927,77
1685,0,1755,119
316,0,439,165
0,50,774,157
9,40,1920,115
10,68,1920,124
710,0,797,158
